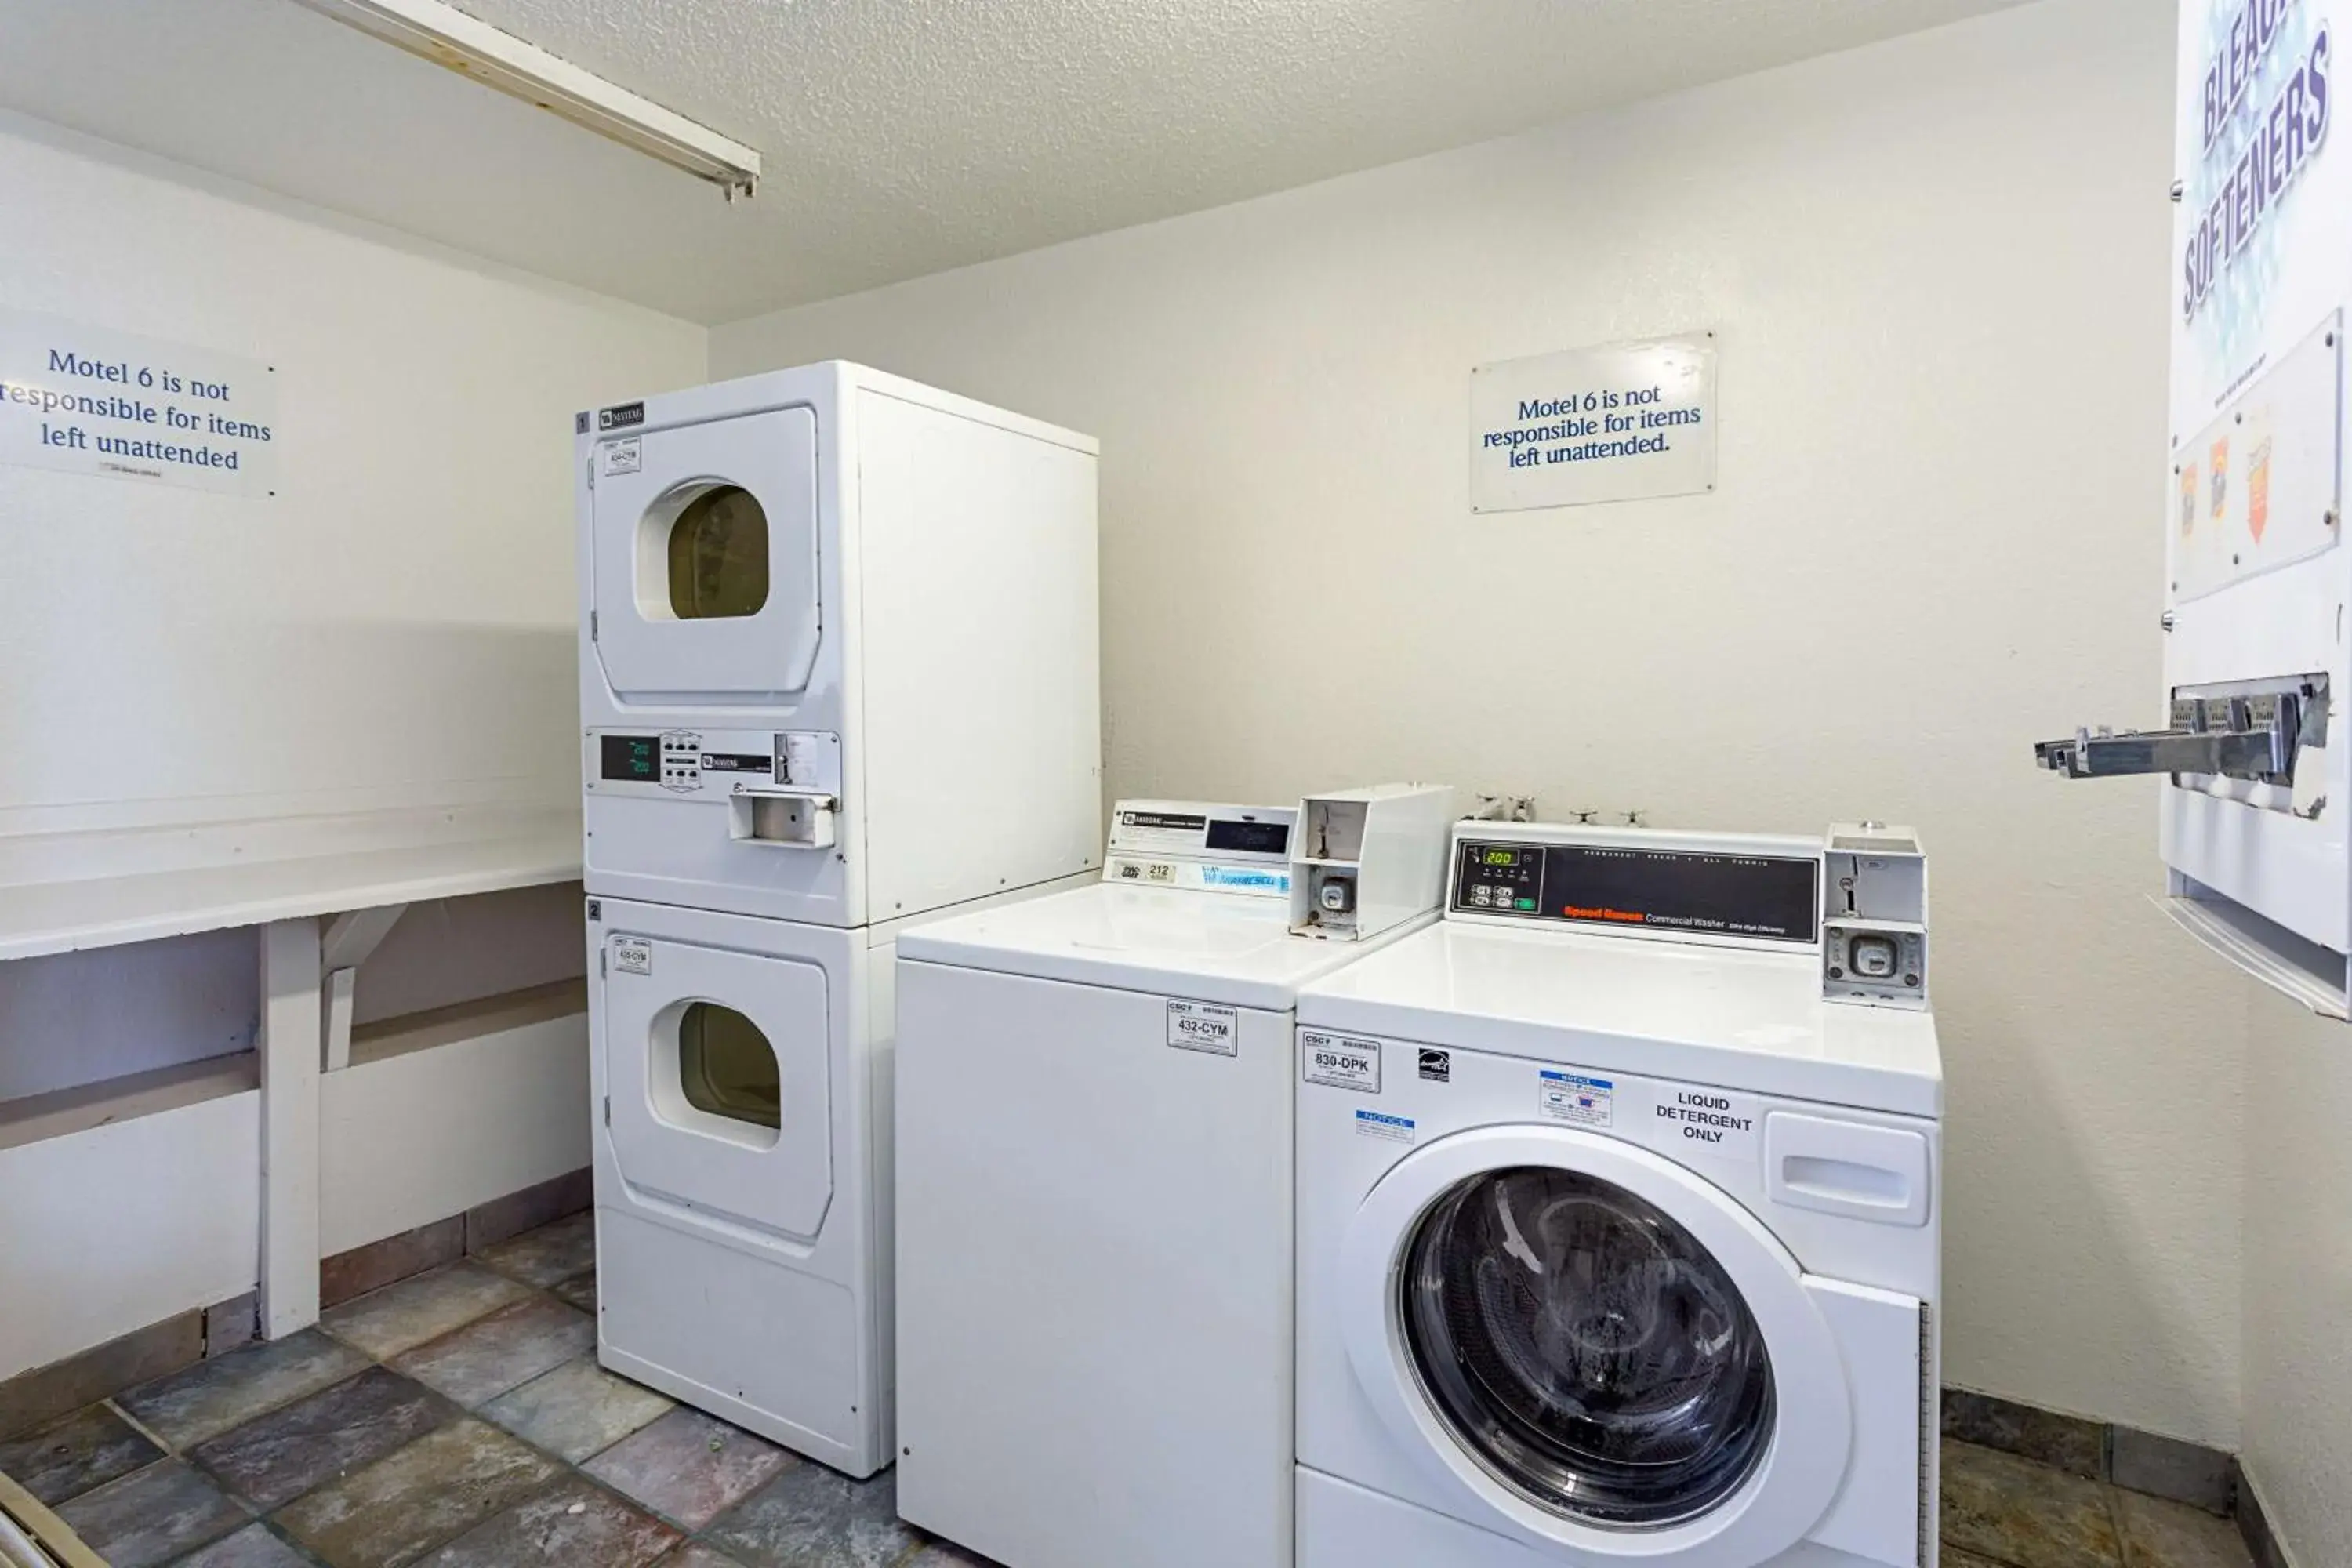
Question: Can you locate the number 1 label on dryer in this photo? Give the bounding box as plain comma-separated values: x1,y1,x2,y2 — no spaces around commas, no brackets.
1301,1032,1381,1093
601,437,641,477
612,937,652,976
1166,999,1238,1055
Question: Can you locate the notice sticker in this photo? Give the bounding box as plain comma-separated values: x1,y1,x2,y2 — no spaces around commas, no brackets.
612,937,652,976
1539,1069,1612,1127
1301,1032,1381,1093
1166,998,1238,1056
1355,1109,1416,1143
602,437,641,477
0,307,278,496
1653,1083,1760,1157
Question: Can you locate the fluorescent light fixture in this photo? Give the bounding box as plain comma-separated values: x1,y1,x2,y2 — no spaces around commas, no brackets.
290,0,762,196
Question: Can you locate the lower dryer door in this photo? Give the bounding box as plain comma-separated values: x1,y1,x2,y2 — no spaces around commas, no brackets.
1339,1124,1860,1568
600,928,834,1243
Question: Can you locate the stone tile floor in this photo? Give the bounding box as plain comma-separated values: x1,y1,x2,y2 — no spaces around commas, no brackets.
1940,1439,2251,1568
0,1210,2252,1568
0,1214,981,1568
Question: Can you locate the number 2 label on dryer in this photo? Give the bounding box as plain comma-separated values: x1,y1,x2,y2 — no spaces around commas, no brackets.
1301,1032,1381,1092
1166,999,1238,1056
611,938,652,976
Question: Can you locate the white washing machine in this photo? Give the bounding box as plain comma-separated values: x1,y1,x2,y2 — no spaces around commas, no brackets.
575,365,1101,1478
1294,821,1942,1568
893,790,1454,1568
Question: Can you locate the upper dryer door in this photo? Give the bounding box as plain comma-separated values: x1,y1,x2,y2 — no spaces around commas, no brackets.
592,407,821,705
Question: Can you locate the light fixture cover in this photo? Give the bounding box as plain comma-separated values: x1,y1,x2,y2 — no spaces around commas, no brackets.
291,0,762,195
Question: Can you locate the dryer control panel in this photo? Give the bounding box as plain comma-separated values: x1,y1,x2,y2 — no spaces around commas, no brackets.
584,728,844,849
588,728,840,797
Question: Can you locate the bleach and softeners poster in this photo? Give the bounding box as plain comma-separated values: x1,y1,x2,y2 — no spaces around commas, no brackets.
2170,0,2344,597
2174,1,2340,430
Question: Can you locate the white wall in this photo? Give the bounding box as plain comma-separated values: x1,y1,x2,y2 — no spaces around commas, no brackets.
0,929,255,1101
715,0,2249,1444
0,1091,260,1380
2240,989,2352,1566
321,1010,589,1255
0,115,686,1376
0,112,704,853
0,113,690,1108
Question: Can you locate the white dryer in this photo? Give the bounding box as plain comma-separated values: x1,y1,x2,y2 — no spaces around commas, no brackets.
1294,822,1942,1568
893,792,1453,1568
576,362,1101,926
575,366,1101,1479
587,895,888,1474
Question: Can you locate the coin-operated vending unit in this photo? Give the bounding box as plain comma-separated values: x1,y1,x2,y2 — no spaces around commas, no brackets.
2036,1,2352,1015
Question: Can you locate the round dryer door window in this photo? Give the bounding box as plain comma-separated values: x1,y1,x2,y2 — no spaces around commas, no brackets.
1399,1166,1775,1528
666,485,770,619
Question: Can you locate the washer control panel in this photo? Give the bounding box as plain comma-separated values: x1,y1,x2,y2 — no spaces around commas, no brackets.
1102,800,1295,898
1450,835,1820,946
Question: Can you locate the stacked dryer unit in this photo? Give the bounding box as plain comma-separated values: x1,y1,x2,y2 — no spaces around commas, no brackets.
574,364,1101,1477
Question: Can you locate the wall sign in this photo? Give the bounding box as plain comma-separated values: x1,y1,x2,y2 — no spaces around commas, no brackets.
0,308,276,496
1470,333,1716,514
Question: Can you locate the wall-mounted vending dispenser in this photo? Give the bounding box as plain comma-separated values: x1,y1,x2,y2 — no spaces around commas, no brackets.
1289,784,1457,942
2034,1,2352,1016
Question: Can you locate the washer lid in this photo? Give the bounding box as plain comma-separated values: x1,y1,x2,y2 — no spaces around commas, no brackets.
899,883,1424,1011
1294,922,1941,1117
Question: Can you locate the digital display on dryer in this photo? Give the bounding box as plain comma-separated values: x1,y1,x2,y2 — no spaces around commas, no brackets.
1454,840,1819,942
600,735,660,782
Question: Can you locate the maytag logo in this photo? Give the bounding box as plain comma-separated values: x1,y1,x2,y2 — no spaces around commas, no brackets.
598,401,646,431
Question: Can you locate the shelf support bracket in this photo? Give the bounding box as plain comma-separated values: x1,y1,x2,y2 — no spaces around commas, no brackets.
319,903,407,1073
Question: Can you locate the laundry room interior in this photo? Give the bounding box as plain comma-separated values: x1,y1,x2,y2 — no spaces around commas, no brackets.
0,1,2343,1567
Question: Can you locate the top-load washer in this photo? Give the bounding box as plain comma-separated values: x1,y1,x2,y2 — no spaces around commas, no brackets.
577,362,1102,925
892,787,1456,1568
1294,820,1942,1568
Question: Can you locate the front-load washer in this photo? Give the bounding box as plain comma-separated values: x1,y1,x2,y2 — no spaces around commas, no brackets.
892,791,1454,1568
1294,820,1943,1568
577,363,1102,925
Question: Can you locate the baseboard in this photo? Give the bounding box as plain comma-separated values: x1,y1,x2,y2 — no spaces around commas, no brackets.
318,1166,590,1308
1941,1386,2235,1516
0,1167,589,1439
2234,1462,2301,1568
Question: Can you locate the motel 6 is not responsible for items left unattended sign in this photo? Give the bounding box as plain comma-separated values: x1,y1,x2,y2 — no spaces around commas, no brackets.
0,307,277,497
1470,333,1717,514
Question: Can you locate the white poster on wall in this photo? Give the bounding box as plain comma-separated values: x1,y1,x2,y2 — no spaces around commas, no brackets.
0,308,276,496
1469,333,1715,514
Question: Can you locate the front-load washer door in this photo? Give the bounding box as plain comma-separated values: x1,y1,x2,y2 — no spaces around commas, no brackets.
593,407,821,704
1338,1125,1857,1568
601,931,834,1243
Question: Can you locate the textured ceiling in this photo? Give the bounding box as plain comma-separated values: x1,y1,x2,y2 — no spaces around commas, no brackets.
0,0,2030,324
